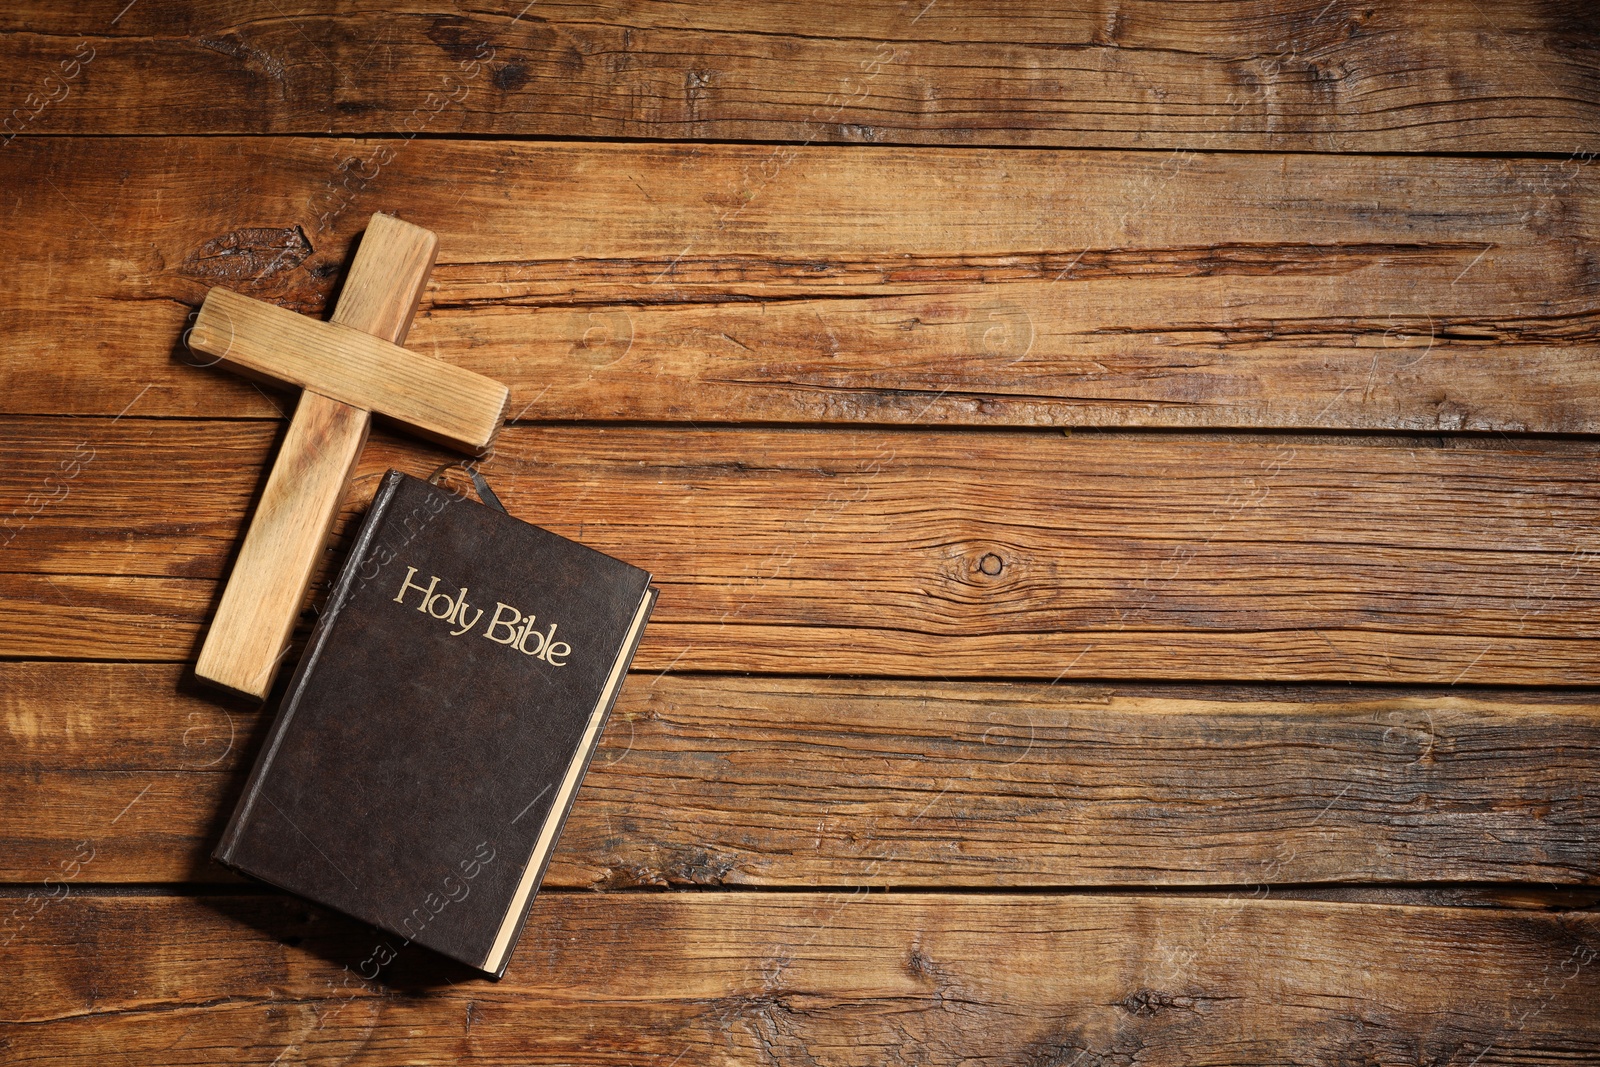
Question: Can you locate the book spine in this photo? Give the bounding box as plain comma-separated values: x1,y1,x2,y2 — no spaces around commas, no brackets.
213,470,406,867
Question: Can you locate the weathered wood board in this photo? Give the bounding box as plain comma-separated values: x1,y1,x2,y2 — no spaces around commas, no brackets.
3,665,1597,887
2,137,1597,430
5,893,1598,1065
5,419,1600,684
2,1,1596,151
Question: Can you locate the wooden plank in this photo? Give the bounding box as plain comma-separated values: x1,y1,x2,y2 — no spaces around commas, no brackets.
7,418,1600,685
1,2,1596,152
3,664,1597,887
5,892,1598,1064
4,137,1598,430
189,287,508,452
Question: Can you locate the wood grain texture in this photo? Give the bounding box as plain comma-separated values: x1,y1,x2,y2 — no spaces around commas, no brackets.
6,418,1600,685
4,893,1598,1065
3,664,1597,887
189,287,508,450
1,2,1596,152
326,212,438,342
4,137,1598,430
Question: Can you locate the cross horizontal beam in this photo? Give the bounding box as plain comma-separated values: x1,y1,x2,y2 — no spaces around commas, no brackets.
189,286,508,453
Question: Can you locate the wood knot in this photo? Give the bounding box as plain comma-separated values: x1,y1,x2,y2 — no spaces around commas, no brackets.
493,62,529,91
1117,988,1196,1016
594,864,668,890
977,553,1004,577
668,849,737,886
180,225,311,284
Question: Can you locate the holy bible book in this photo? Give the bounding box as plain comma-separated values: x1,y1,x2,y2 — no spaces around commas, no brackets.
215,470,656,977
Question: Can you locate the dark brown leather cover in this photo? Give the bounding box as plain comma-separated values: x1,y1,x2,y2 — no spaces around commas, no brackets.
214,470,655,977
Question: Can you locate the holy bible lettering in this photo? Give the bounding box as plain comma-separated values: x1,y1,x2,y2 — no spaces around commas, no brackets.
391,566,573,664
215,471,656,977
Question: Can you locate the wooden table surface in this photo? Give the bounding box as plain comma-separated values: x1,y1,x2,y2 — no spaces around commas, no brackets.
4,2,1600,1063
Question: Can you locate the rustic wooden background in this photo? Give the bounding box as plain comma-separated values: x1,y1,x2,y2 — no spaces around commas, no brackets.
4,1,1600,1063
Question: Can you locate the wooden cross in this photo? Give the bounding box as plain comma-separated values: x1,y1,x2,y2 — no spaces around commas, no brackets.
185,213,509,700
